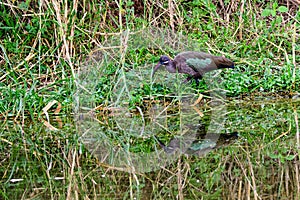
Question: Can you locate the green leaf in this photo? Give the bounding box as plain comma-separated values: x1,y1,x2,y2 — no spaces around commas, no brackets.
285,155,296,160
18,2,29,10
262,9,272,17
278,6,288,13
271,10,276,17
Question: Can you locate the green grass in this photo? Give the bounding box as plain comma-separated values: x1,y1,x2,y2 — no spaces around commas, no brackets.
1,1,299,118
0,0,300,199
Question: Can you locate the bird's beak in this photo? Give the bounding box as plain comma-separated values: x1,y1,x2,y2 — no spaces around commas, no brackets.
152,63,162,77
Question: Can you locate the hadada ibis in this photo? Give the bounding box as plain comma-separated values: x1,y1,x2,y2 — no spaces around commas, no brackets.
152,51,234,83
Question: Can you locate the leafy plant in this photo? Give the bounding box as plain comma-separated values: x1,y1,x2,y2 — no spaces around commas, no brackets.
262,2,288,17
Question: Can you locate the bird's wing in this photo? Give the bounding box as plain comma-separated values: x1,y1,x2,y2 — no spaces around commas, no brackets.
178,64,199,76
185,58,215,75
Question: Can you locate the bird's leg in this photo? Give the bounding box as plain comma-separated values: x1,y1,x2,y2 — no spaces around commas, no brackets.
194,78,200,85
183,76,200,85
193,74,202,86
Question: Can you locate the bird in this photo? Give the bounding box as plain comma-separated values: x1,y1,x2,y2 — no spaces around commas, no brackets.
152,51,234,83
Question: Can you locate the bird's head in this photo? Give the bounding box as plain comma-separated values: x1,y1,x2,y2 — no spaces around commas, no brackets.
159,55,171,65
152,55,171,76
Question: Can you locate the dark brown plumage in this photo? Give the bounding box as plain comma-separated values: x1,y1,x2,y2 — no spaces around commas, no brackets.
152,51,234,83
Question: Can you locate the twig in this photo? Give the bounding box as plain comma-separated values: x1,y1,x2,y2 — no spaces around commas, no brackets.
66,148,77,200
177,157,184,200
292,22,296,88
136,106,145,136
168,0,175,33
238,0,245,40
294,107,299,149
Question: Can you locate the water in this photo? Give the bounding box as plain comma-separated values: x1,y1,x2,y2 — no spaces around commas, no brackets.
1,98,299,199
